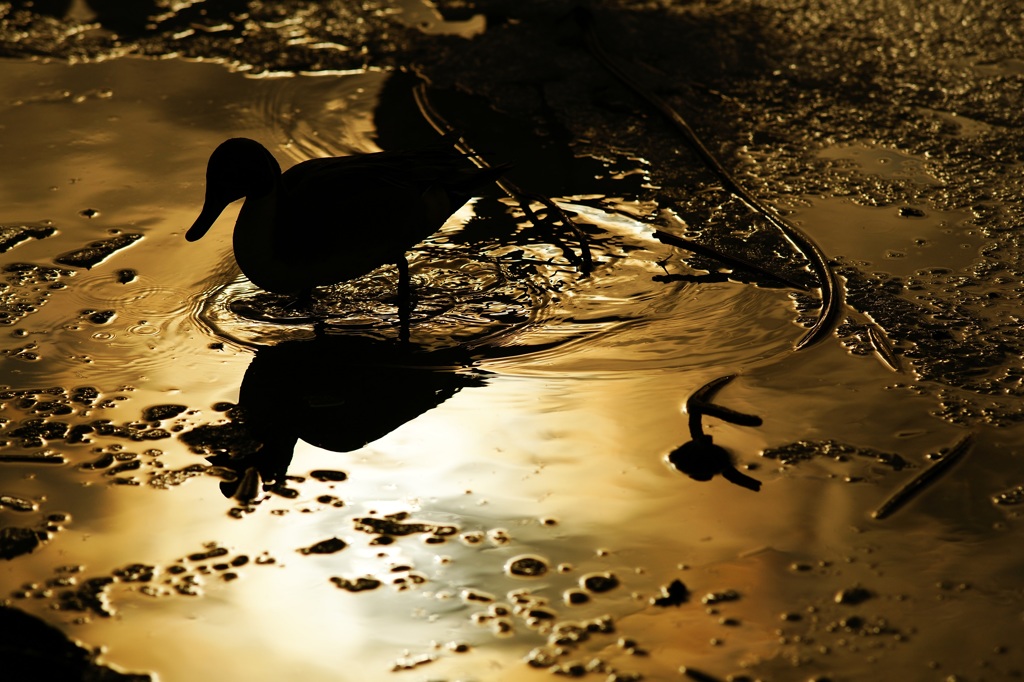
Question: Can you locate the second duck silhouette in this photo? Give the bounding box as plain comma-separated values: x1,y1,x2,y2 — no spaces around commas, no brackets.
186,137,507,306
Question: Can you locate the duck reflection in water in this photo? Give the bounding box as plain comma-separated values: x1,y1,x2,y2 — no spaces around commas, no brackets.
667,375,763,492
191,334,486,501
186,136,508,316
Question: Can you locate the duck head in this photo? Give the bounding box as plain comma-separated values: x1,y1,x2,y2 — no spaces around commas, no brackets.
186,138,282,242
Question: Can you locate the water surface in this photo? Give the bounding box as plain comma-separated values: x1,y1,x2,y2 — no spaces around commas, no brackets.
1,3,1023,681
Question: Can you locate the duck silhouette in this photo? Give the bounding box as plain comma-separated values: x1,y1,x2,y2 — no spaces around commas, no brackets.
186,137,507,304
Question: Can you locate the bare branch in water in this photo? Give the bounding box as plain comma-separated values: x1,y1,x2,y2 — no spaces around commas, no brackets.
654,229,810,291
872,433,974,520
867,323,902,372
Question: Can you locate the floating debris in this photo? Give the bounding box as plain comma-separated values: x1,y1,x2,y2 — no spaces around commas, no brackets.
0,494,38,512
992,484,1024,506
0,223,56,253
872,433,974,520
353,513,457,539
390,653,434,672
54,233,142,269
762,439,911,471
80,309,116,325
0,526,46,560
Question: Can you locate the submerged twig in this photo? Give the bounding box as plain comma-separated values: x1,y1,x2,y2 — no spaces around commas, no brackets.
654,228,810,291
576,9,841,350
411,80,593,274
872,433,974,520
866,322,902,372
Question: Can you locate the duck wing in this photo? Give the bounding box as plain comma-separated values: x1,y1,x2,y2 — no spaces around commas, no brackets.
274,147,504,282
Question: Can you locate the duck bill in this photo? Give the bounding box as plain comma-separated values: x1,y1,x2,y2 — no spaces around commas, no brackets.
185,199,227,242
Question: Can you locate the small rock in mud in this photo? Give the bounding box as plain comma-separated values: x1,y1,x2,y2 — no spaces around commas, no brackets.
80,309,116,325
354,514,458,538
701,589,741,605
310,469,348,482
55,576,115,617
188,547,229,562
299,537,347,555
0,526,45,560
564,589,590,605
330,576,382,592
580,572,619,593
141,404,187,422
834,586,873,605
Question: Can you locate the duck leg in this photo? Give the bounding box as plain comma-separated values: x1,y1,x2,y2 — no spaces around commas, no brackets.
397,256,411,343
281,287,317,316
296,287,316,310
397,256,411,303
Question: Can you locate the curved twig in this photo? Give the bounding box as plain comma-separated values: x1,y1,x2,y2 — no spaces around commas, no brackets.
654,229,810,291
576,9,841,350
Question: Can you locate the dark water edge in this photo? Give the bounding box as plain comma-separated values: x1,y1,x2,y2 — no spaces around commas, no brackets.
1,1,1023,681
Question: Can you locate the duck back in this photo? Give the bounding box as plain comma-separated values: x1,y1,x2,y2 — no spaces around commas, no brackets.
272,144,506,285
